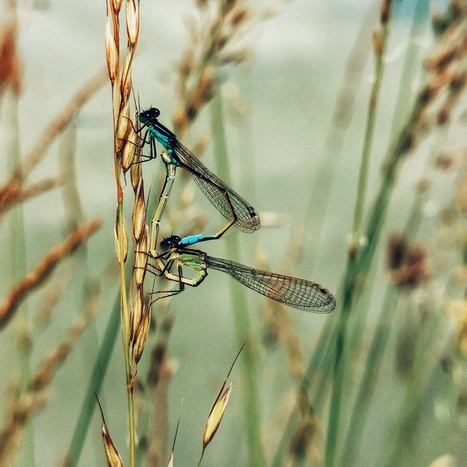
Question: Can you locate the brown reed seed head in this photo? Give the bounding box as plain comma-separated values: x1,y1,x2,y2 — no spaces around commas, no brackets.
387,233,427,287
0,219,101,329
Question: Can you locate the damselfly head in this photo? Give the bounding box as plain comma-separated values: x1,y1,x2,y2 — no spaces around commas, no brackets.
160,235,182,251
138,107,161,124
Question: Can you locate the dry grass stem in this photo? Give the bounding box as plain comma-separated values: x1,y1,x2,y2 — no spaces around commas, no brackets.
173,0,277,132
0,218,101,329
1,68,107,187
28,287,101,393
0,286,100,464
34,271,75,328
0,176,65,218
0,392,47,466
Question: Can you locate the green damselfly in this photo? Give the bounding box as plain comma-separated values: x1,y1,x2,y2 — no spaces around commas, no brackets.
149,235,336,313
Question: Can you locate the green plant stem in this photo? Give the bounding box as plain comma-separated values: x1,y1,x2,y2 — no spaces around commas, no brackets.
381,311,445,466
6,82,35,466
340,285,399,465
210,91,266,466
349,1,391,252
66,290,121,465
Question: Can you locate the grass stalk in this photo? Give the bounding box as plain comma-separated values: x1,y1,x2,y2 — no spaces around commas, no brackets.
5,72,34,467
325,3,395,464
65,290,121,466
210,90,266,465
106,1,142,464
349,0,392,253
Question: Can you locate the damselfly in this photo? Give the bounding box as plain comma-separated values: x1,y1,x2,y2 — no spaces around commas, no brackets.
137,108,261,255
149,235,336,313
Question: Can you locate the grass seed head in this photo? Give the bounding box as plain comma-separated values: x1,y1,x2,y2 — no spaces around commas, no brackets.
121,128,138,172
130,289,143,342
114,208,129,264
132,304,151,365
202,382,232,447
132,188,147,242
105,17,119,85
116,100,131,144
126,0,140,47
120,52,134,103
102,424,124,467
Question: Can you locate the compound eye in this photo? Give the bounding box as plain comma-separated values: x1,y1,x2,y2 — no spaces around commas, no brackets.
160,239,170,251
150,107,160,118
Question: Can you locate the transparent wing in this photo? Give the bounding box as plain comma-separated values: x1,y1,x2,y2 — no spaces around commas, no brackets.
205,256,336,313
172,140,261,233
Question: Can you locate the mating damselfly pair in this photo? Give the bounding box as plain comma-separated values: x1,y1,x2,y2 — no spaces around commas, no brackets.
135,107,336,313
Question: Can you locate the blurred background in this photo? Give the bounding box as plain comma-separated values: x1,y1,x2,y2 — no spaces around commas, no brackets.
1,0,466,466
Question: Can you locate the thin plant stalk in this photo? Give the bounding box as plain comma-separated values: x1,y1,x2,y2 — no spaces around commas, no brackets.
65,289,122,466
349,0,392,253
324,2,394,464
106,1,142,465
210,90,266,466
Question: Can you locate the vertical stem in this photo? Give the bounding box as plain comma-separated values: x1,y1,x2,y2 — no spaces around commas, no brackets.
349,0,393,252
325,3,394,465
210,90,266,466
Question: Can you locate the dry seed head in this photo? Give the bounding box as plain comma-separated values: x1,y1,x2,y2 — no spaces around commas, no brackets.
130,289,143,342
114,208,128,264
105,17,119,85
102,424,124,467
121,129,138,172
132,304,151,364
132,187,147,241
126,0,140,47
130,153,143,189
133,234,148,287
117,99,131,142
120,51,134,103
203,383,232,447
112,0,123,14
229,8,249,27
